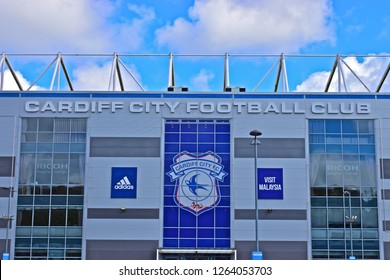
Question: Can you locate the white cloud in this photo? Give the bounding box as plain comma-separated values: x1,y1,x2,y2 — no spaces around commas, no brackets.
72,61,144,91
295,56,390,92
155,0,334,53
190,69,215,91
0,69,44,90
0,0,155,53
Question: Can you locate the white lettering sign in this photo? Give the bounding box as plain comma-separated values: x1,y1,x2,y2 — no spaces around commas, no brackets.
24,101,371,115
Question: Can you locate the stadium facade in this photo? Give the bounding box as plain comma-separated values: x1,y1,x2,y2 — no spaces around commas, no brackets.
0,53,390,260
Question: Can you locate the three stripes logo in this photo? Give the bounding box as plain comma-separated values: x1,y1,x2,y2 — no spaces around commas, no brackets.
111,167,137,198
114,176,134,190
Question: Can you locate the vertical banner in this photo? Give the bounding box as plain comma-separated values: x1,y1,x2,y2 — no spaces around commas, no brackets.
163,120,231,249
111,167,137,198
258,168,283,199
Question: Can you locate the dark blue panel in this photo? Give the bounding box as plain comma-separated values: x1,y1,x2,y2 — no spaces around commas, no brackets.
197,239,214,248
198,210,214,227
180,239,196,247
216,207,230,227
180,209,196,227
165,143,180,152
216,229,231,238
198,229,214,238
216,144,230,153
198,122,215,133
180,144,196,152
198,134,215,143
181,122,197,132
181,133,197,142
216,239,230,248
164,207,178,227
309,144,325,153
163,239,178,248
216,134,230,143
164,196,176,206
218,196,230,206
165,123,180,132
165,133,180,142
164,185,175,195
198,143,215,153
180,228,196,238
360,145,375,154
216,124,230,133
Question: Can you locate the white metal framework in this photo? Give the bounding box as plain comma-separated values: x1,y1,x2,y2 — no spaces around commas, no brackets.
1,53,390,92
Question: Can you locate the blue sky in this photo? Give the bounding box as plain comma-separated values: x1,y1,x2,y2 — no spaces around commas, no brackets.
0,0,389,92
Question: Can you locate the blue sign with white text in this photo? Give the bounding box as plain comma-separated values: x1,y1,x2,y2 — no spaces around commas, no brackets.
111,167,137,198
258,168,283,199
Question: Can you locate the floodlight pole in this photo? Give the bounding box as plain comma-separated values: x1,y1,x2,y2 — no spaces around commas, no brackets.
250,130,262,252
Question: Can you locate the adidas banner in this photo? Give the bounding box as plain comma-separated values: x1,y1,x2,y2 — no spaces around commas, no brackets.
111,167,137,198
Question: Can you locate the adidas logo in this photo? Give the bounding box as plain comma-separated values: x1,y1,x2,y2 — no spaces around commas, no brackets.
114,176,134,190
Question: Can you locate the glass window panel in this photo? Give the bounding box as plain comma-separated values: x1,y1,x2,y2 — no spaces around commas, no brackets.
55,119,71,132
311,187,326,196
343,134,358,144
359,135,375,144
329,240,345,249
49,249,65,258
50,227,66,237
23,118,38,132
70,143,86,153
71,119,86,132
70,133,86,143
67,208,83,226
326,120,341,133
54,133,70,143
66,238,82,248
311,208,327,227
311,197,326,207
17,207,33,226
358,120,374,134
50,208,66,226
326,144,342,153
66,227,82,237
66,249,81,258
38,119,54,132
18,196,33,205
309,144,325,153
16,227,31,236
362,229,379,239
362,208,378,228
343,145,358,154
68,185,83,195
328,229,345,239
22,132,37,142
51,196,67,205
309,120,324,133
360,145,375,154
32,238,48,248
53,143,70,152
52,154,69,184
34,185,50,195
310,134,325,144
21,143,37,152
326,134,341,144
32,227,48,237
15,238,32,247
38,133,53,142
312,240,328,249
49,238,65,248
36,153,52,184
33,208,49,226
342,120,358,133
328,208,344,228
311,229,327,239
52,185,67,195
34,196,50,205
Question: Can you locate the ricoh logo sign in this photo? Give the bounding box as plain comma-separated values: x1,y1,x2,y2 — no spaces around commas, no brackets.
111,167,137,198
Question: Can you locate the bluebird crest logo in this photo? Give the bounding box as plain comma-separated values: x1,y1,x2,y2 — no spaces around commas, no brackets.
167,151,227,215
